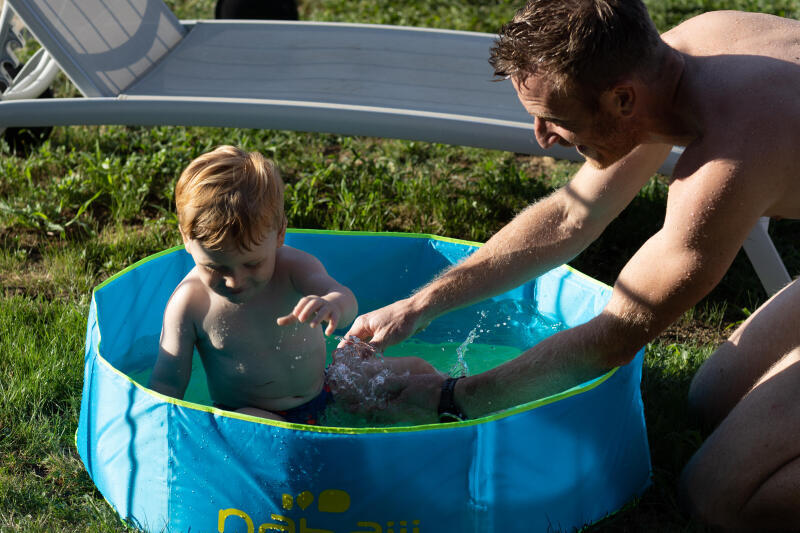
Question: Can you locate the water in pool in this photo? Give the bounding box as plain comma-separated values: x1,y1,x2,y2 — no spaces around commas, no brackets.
128,297,565,427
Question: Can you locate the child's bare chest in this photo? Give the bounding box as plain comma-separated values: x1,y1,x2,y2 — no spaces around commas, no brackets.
202,310,322,360
195,284,326,392
200,283,318,356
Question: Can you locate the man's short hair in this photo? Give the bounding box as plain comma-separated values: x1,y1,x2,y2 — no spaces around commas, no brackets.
489,0,660,99
175,145,287,251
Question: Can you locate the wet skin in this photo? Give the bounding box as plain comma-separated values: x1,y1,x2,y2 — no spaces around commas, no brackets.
149,227,358,419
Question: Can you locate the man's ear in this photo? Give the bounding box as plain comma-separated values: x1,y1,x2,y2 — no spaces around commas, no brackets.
601,83,636,118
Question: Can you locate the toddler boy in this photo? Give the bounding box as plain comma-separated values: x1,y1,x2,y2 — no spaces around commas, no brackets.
149,145,358,424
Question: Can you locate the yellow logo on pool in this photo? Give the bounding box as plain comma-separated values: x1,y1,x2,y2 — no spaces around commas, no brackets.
218,489,421,532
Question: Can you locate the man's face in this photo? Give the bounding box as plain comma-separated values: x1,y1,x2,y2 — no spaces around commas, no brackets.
511,75,638,168
183,228,285,303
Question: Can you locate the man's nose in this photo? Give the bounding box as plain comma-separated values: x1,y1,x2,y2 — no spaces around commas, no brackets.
533,117,560,149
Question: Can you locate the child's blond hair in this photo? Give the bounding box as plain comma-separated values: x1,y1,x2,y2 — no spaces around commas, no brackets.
175,145,286,251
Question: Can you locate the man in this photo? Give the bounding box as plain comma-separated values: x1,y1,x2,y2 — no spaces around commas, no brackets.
339,1,800,530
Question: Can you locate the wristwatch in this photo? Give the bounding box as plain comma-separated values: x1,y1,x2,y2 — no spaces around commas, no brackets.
437,376,466,422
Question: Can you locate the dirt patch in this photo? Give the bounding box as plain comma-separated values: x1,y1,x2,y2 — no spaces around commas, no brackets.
657,320,728,347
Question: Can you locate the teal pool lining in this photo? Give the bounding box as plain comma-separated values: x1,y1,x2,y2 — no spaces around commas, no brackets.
89,228,621,434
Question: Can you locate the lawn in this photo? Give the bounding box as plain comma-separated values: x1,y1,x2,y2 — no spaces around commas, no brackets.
1,0,798,531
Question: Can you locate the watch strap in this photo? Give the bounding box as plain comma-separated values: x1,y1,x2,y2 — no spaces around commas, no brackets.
437,376,466,422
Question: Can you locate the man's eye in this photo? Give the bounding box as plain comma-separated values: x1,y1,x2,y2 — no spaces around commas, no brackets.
246,261,262,269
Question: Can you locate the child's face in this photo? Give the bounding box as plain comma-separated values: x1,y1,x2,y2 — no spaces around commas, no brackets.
183,228,285,303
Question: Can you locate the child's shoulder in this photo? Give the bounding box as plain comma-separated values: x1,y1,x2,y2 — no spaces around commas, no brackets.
166,269,211,313
276,245,323,268
274,245,327,282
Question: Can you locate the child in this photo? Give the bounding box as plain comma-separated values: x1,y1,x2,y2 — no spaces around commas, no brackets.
148,145,358,424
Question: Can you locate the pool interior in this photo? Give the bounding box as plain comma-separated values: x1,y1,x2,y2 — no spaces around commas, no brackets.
124,296,567,427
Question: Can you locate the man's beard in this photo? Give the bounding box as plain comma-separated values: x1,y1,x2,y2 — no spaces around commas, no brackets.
582,113,638,169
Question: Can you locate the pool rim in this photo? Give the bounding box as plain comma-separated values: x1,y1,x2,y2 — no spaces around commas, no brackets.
89,228,625,435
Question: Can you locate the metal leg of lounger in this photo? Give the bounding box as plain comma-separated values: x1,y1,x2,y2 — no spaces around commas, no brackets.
0,2,59,139
2,47,59,100
0,1,24,92
742,217,792,296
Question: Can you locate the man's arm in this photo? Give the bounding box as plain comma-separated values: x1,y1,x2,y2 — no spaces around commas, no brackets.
346,143,674,350
148,284,198,399
451,153,771,418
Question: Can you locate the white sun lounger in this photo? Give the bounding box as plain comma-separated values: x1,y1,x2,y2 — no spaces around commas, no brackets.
0,0,791,295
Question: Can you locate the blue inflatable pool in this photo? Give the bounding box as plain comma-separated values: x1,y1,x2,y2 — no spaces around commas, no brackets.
77,230,651,532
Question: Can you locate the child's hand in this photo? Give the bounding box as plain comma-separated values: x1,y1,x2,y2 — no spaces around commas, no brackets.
277,295,341,335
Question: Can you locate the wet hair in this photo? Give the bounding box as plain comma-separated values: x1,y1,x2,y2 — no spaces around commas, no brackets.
175,145,287,251
489,0,661,100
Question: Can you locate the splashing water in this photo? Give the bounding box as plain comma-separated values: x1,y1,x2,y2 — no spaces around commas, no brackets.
327,335,393,407
447,309,491,377
449,328,475,377
324,335,417,426
333,335,380,359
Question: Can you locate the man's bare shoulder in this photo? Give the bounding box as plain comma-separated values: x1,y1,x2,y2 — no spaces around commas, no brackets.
663,11,800,194
664,10,800,58
662,11,741,43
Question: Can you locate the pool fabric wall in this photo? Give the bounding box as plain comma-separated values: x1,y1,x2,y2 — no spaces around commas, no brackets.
77,230,651,532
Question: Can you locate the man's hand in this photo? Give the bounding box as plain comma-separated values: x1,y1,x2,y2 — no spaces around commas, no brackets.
340,297,427,352
277,295,343,336
327,352,444,425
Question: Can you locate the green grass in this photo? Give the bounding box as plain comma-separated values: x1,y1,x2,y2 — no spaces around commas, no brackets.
1,0,799,531
0,296,123,530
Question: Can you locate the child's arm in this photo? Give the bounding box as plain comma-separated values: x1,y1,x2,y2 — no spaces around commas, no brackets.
277,250,358,336
148,283,198,399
